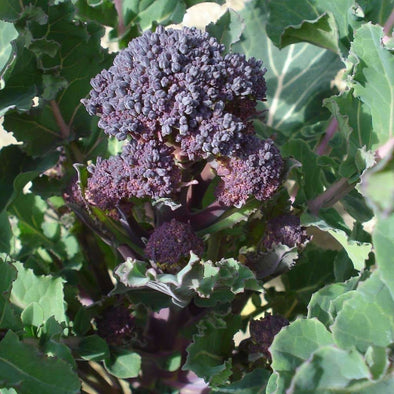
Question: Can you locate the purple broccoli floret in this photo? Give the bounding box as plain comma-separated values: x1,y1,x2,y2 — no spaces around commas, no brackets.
86,139,181,210
215,136,283,207
263,214,309,249
96,305,135,346
249,313,289,360
82,25,266,159
145,219,204,273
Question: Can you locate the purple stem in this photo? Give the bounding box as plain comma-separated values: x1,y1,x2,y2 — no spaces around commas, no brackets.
114,0,126,36
190,201,228,230
315,118,338,156
383,9,394,38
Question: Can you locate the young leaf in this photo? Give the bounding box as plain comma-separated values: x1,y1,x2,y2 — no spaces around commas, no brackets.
184,314,241,386
0,331,80,394
288,346,371,392
331,272,394,352
9,262,66,324
103,348,141,378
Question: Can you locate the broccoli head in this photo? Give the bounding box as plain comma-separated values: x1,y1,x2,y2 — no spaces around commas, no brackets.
145,219,204,273
82,25,267,159
263,214,309,249
215,136,283,207
86,139,181,210
249,313,289,360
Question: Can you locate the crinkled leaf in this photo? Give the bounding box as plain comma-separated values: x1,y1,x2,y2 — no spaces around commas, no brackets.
346,23,394,149
288,346,371,392
0,331,80,394
10,262,66,324
104,348,141,379
233,0,342,135
307,276,360,327
332,272,394,352
115,254,261,308
270,318,334,373
184,314,241,386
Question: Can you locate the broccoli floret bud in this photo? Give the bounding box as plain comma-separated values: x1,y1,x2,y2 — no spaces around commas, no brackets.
145,219,204,273
86,140,181,209
263,214,309,249
215,136,283,207
96,305,135,346
249,314,289,360
82,25,267,159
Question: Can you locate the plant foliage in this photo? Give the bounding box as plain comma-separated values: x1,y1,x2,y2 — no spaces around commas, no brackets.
0,0,392,392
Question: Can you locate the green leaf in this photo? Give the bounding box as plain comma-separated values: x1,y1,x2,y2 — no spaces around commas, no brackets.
302,213,372,270
184,314,241,385
0,331,80,394
0,145,58,213
0,258,21,330
233,0,342,135
374,215,394,297
21,302,44,327
281,139,324,201
307,277,359,326
122,0,186,31
10,262,66,324
266,0,363,54
267,7,339,53
332,272,394,352
0,21,18,83
75,0,117,27
0,46,41,116
346,23,394,149
212,368,270,393
206,9,244,51
115,254,261,308
104,348,141,378
365,346,390,380
0,211,12,253
78,335,110,361
270,318,334,374
288,346,371,392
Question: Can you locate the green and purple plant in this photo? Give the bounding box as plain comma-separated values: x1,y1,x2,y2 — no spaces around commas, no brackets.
0,0,392,393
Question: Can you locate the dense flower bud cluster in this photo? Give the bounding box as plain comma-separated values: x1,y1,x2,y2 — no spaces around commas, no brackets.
86,140,181,209
82,25,266,159
83,25,283,209
96,305,135,346
263,214,309,249
215,136,283,207
145,219,204,273
249,314,289,360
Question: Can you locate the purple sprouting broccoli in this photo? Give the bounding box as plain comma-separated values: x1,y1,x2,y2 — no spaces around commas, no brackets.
86,139,181,210
263,214,309,249
82,25,266,159
96,305,135,346
248,313,289,360
145,219,204,274
215,136,283,207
